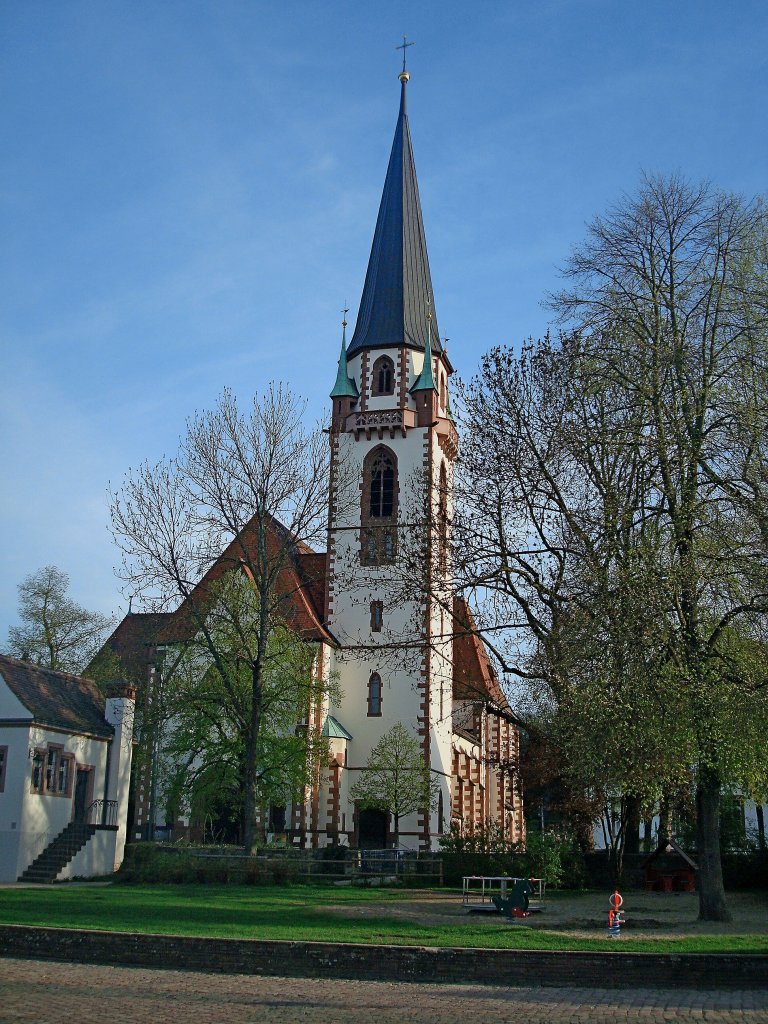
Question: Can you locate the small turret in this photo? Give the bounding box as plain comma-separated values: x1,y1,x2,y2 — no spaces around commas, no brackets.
410,309,438,426
330,315,358,431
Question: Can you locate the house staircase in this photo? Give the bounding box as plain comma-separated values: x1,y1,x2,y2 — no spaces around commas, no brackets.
18,800,118,883
18,821,98,883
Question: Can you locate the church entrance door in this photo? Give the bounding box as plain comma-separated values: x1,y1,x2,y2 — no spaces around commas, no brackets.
358,808,388,849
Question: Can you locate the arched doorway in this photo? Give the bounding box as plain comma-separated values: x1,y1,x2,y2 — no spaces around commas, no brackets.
358,807,388,849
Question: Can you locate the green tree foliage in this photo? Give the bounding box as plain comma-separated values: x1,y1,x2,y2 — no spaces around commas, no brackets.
155,571,332,837
109,385,332,853
5,565,113,673
350,722,438,846
457,175,768,920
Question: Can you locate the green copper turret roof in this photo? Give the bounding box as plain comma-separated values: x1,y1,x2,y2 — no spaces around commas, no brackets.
330,326,359,399
348,73,442,357
321,715,353,740
410,313,437,392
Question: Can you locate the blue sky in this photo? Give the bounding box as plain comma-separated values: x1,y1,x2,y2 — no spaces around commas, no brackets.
1,0,766,641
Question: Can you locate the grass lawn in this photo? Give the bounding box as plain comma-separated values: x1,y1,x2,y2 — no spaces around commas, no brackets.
1,885,767,953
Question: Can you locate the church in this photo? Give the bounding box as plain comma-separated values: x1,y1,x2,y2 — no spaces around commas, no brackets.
102,67,525,852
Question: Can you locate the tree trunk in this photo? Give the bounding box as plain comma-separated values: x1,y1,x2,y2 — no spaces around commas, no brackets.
696,767,731,922
658,796,673,847
242,659,264,855
642,816,654,853
756,804,765,851
624,795,641,856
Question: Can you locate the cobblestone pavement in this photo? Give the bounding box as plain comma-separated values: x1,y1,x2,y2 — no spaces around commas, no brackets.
0,958,767,1023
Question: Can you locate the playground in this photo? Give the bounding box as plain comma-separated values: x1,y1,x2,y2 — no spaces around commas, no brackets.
0,883,766,952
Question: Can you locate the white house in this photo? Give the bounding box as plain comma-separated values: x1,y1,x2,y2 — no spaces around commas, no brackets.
0,655,135,882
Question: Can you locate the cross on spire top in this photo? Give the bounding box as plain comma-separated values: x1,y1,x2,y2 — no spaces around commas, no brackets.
396,35,414,74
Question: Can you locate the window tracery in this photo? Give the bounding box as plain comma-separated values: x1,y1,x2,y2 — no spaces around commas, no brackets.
361,445,398,564
372,355,395,396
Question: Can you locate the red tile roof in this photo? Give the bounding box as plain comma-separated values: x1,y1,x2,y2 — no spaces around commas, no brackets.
0,654,113,738
452,596,513,715
101,612,171,667
156,514,331,645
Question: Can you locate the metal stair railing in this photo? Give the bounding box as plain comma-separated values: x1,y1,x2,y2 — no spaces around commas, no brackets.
86,799,119,827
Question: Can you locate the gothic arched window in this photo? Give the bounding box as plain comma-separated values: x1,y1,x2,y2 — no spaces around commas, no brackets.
361,446,398,564
368,672,382,716
372,355,395,396
369,449,395,519
440,373,447,411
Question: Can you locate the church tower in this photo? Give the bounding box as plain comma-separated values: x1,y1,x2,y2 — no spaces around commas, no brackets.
324,67,459,850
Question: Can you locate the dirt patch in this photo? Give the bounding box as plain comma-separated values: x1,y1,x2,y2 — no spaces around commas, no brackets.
326,889,768,939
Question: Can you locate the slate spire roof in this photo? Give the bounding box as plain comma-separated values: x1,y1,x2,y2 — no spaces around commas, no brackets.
348,73,442,356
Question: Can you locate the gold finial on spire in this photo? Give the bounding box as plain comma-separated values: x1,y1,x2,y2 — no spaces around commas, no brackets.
396,35,414,82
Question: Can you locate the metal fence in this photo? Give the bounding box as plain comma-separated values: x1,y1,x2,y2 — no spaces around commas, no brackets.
152,844,444,885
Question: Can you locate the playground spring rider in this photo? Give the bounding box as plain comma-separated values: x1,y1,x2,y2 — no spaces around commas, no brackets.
607,889,624,938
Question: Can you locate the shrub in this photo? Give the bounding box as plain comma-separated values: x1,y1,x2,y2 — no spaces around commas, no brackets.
439,824,586,889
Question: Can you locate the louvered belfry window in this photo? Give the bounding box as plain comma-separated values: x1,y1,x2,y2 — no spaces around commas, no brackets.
361,446,398,565
372,355,395,396
369,451,395,519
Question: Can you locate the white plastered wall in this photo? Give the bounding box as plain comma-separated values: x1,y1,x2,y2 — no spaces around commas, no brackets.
0,722,109,881
326,346,454,849
0,724,32,882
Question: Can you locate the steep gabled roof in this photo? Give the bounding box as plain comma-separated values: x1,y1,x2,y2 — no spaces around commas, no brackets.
348,75,442,356
0,654,113,738
452,596,515,717
98,611,171,670
156,514,332,645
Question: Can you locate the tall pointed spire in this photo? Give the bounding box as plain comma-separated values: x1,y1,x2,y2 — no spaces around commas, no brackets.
347,70,442,356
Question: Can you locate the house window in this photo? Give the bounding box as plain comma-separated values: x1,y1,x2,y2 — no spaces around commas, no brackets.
368,673,383,716
30,744,72,796
58,755,71,795
45,750,57,792
440,374,447,410
372,356,395,396
31,751,44,792
370,601,383,632
361,446,398,564
0,746,7,792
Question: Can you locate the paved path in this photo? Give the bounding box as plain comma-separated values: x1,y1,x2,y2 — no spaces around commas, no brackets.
1,958,767,1023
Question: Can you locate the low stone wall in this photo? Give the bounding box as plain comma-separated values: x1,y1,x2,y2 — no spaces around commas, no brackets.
1,925,767,989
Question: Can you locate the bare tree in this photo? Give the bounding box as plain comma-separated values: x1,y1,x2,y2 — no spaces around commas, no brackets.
109,385,333,852
548,174,768,920
5,565,114,673
452,175,768,919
